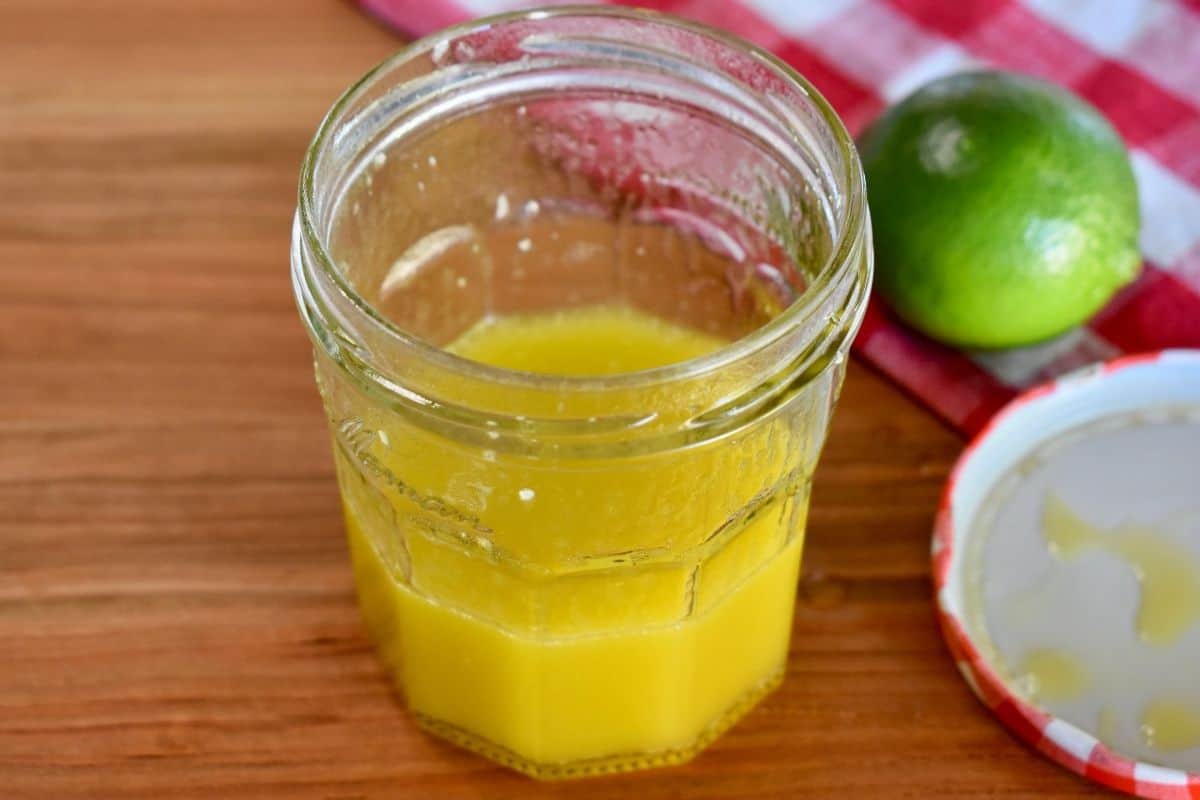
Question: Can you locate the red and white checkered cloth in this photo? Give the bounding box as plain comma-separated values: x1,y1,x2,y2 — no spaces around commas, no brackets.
360,0,1200,436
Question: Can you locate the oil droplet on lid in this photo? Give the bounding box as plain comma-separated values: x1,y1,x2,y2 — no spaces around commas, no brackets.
1017,648,1089,702
1043,492,1200,646
1141,700,1200,751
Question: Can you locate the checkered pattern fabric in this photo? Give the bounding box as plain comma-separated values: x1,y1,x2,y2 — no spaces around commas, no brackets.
359,0,1200,436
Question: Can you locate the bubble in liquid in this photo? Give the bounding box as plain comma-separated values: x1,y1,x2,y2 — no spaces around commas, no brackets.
518,488,536,502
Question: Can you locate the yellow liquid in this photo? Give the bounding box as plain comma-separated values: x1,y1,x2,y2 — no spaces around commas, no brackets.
1142,700,1200,752
338,306,809,777
447,305,726,376
1018,648,1090,702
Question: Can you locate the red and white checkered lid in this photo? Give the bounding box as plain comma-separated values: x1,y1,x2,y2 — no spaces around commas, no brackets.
933,349,1200,799
361,0,1200,438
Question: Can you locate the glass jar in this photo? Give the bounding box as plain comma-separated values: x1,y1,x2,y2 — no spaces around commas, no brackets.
292,7,871,779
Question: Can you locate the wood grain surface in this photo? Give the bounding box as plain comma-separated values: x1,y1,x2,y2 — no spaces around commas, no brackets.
0,3,1115,797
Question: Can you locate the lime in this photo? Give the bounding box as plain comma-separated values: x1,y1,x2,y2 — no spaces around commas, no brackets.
857,70,1140,349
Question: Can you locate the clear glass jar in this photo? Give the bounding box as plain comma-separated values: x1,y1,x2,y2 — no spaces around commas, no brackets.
292,7,871,779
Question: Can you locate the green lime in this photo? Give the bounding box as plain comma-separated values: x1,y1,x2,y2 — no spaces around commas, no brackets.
857,70,1140,349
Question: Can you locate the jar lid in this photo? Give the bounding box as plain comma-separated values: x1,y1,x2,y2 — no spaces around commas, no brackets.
934,350,1200,798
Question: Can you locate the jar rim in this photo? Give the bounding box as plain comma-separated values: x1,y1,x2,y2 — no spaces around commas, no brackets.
296,5,867,393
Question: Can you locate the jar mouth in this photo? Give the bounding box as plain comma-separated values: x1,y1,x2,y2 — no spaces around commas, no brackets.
297,5,866,393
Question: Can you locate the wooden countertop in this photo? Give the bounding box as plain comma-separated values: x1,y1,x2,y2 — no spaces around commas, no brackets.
0,3,1114,797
